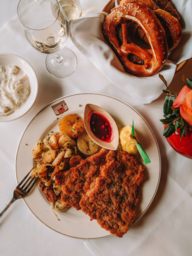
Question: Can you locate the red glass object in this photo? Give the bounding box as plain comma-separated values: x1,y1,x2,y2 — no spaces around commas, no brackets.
167,130,192,159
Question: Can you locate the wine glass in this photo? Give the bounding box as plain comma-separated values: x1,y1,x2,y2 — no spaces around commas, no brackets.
17,0,81,78
57,0,82,21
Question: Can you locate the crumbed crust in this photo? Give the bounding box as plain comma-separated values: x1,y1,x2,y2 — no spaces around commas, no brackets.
61,149,109,209
80,150,145,237
61,149,146,237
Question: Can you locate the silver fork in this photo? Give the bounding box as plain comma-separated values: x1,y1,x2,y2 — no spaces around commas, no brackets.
0,170,38,218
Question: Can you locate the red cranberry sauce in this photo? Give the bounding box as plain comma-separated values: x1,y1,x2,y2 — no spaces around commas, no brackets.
90,112,112,142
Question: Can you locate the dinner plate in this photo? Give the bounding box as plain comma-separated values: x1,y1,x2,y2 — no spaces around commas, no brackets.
16,93,161,239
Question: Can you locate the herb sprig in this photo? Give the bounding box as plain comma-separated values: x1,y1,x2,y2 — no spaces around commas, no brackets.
186,78,192,89
160,78,192,138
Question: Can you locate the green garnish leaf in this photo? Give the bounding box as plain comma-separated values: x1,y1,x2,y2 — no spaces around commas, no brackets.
180,127,186,137
186,78,192,89
163,123,175,137
131,120,135,137
131,121,151,165
136,143,151,164
163,96,169,116
160,114,177,124
175,120,180,131
161,84,191,138
163,95,175,116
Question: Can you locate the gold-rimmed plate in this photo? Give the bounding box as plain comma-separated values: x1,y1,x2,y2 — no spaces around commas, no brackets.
16,93,161,238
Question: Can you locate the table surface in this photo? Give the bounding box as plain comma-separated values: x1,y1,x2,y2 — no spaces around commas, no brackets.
0,1,192,256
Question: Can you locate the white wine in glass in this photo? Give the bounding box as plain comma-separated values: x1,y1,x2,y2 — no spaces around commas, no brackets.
25,23,66,54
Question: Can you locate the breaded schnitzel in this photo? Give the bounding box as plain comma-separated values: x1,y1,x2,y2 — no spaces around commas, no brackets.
80,150,145,237
61,149,109,209
61,149,146,237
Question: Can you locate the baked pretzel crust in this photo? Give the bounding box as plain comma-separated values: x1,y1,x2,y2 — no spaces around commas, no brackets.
153,0,182,23
120,0,182,51
103,3,168,76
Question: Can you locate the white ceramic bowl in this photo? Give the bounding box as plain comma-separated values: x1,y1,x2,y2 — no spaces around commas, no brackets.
0,54,38,122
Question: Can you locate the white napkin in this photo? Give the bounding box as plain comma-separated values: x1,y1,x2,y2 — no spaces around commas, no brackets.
70,0,192,105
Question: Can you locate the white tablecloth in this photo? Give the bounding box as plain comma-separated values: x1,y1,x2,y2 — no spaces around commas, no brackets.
0,1,192,256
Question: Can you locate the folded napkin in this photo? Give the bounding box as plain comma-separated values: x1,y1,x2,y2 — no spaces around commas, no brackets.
70,0,192,105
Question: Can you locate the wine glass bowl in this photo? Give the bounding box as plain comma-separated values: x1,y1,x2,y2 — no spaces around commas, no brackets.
17,0,67,53
17,0,80,78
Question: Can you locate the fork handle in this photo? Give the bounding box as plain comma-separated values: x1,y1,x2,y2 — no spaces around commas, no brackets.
0,197,16,218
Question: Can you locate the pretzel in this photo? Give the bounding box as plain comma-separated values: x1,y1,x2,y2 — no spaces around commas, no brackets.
154,8,182,51
103,3,168,76
153,0,182,23
120,0,182,23
120,0,158,9
120,0,182,51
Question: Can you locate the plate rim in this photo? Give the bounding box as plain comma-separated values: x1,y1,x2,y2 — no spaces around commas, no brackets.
16,92,161,239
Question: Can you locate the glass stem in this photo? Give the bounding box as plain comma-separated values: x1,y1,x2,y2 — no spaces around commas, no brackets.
65,20,70,38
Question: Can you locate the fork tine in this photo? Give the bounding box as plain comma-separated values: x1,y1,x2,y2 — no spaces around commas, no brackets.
21,176,36,191
25,177,38,194
19,175,34,190
17,171,31,187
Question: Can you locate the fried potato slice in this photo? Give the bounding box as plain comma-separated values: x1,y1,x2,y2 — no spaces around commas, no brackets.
77,133,100,155
59,114,85,139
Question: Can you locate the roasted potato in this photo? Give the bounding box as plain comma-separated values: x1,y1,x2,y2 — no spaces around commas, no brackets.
59,114,85,139
58,134,76,148
42,149,56,164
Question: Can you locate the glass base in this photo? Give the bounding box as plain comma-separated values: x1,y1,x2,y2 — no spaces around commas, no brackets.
46,47,77,78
